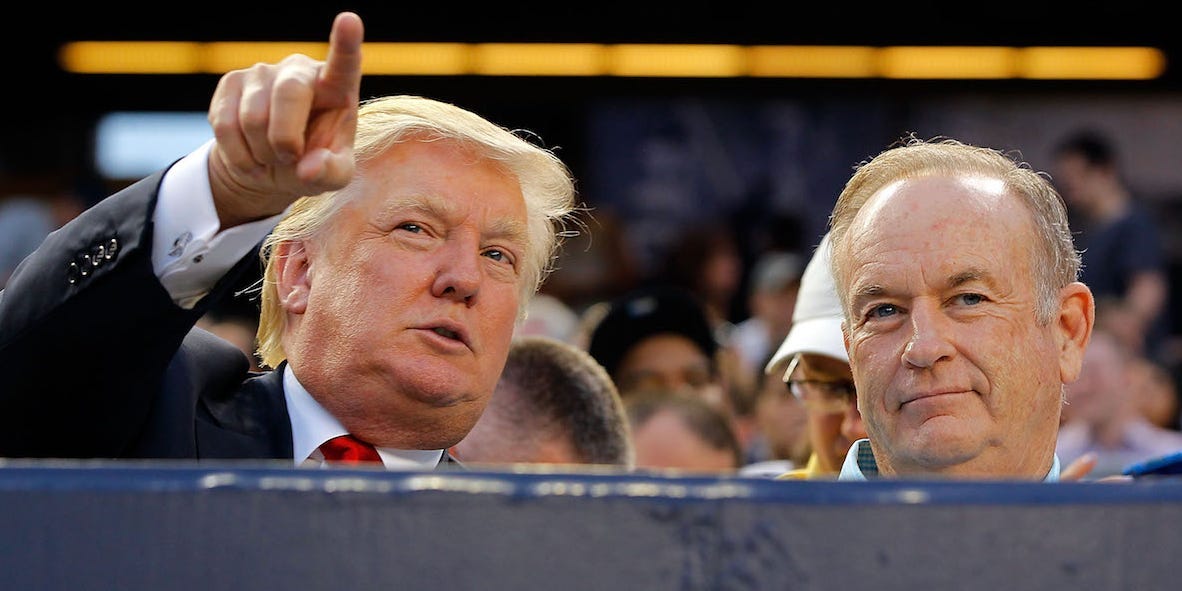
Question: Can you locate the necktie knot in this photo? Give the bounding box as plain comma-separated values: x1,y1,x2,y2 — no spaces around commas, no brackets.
319,434,383,465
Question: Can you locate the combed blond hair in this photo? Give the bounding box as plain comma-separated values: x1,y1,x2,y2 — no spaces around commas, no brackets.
828,135,1080,325
255,95,578,368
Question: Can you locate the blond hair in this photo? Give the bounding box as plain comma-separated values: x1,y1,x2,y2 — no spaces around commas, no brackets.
828,135,1080,324
255,95,577,368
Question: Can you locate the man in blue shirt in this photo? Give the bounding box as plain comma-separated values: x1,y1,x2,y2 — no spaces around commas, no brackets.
1051,129,1168,362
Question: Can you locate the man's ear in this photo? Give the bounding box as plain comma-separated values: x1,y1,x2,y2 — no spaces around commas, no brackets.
272,240,312,315
1057,282,1095,384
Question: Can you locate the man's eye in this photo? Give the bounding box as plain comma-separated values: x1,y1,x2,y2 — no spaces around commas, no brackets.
954,293,985,306
867,304,898,319
483,249,510,264
397,222,422,233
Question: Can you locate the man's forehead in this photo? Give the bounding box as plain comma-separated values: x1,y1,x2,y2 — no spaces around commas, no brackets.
845,175,1022,261
857,174,1008,225
377,188,528,236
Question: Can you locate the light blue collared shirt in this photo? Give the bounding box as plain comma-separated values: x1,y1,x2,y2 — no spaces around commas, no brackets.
838,439,1062,482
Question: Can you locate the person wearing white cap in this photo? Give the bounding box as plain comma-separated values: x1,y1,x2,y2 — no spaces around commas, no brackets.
764,233,867,479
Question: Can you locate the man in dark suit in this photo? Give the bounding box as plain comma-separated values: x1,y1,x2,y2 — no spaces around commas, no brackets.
0,12,578,469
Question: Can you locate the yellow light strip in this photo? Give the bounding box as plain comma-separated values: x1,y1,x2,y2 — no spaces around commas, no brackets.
202,42,329,71
473,43,605,76
749,46,877,78
60,42,204,74
879,46,1019,79
365,43,470,75
1019,47,1166,79
58,41,1168,80
609,44,746,77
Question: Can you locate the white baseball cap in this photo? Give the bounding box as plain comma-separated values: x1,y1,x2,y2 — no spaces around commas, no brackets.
764,232,848,379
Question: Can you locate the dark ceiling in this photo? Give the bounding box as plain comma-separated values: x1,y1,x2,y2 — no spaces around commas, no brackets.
4,1,1178,183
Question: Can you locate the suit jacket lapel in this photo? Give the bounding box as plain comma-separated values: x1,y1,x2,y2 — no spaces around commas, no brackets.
197,367,293,460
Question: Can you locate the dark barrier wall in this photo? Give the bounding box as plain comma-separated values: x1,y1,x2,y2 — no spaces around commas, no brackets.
2,461,1181,590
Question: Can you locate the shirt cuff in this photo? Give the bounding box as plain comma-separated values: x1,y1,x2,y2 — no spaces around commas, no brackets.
152,139,284,309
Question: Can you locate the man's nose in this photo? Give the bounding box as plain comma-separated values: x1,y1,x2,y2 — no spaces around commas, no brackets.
900,300,955,369
432,243,481,304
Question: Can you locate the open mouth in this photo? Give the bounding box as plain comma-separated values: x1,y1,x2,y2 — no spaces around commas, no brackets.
432,327,462,341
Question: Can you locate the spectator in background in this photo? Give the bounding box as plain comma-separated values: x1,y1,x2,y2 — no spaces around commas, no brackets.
1128,354,1181,432
586,285,729,414
1088,297,1182,431
451,335,634,469
1051,130,1168,360
658,221,745,336
1057,327,1182,479
763,233,866,479
828,136,1094,480
737,354,810,477
728,250,803,378
0,188,86,287
585,284,762,461
537,208,640,315
626,390,743,474
514,292,582,344
0,197,54,287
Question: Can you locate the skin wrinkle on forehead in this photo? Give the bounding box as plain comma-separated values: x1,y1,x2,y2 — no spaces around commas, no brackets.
374,192,529,246
848,180,1028,315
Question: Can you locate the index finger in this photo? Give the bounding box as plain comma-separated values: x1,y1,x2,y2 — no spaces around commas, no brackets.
318,11,364,105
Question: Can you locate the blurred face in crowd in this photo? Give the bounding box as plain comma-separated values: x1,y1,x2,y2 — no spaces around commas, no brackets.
785,353,865,472
755,369,809,463
1052,151,1119,217
837,174,1090,478
614,334,715,397
751,284,799,339
630,406,738,473
1129,356,1180,430
1050,152,1098,211
278,140,529,449
1063,330,1127,426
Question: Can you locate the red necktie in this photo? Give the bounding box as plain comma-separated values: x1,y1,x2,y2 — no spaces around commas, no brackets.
319,434,383,465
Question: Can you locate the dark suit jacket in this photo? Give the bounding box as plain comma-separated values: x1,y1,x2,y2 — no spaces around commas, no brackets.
0,167,458,468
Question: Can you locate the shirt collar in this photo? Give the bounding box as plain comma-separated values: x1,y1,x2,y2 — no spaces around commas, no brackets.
838,438,1062,482
838,439,876,481
282,365,443,470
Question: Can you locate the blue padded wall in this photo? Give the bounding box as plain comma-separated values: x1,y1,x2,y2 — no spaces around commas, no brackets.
1,461,1180,590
